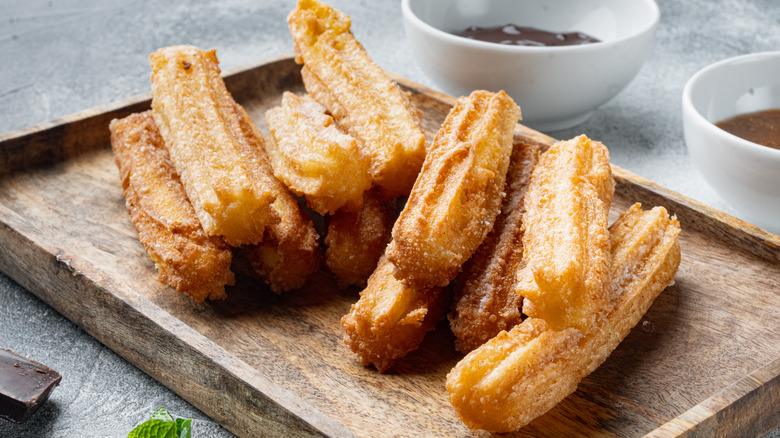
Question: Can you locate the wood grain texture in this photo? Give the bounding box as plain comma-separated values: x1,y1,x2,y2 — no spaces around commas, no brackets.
0,54,778,437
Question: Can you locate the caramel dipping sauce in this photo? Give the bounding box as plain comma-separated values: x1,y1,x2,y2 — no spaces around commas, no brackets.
715,109,780,151
456,24,600,47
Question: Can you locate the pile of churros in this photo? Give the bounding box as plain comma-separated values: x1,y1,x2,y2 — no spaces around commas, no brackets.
109,0,681,432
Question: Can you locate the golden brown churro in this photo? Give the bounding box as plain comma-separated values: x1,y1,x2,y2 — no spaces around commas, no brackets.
242,210,321,294
288,0,427,199
150,45,279,246
231,101,321,293
109,111,234,302
341,256,449,373
265,92,372,215
448,142,539,353
447,203,681,432
516,135,615,332
386,90,521,288
325,189,395,289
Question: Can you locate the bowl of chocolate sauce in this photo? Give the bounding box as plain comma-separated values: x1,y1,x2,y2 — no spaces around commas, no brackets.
682,51,780,235
401,0,659,131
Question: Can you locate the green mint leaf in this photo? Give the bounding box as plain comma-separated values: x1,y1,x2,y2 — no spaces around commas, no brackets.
127,419,177,438
151,407,175,423
128,407,193,438
176,418,193,438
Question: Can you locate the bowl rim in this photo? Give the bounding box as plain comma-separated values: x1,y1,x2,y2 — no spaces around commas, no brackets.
401,0,660,53
682,51,780,159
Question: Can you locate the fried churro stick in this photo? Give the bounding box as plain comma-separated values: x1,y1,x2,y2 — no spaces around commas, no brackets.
109,111,234,302
447,204,681,432
242,201,321,294
289,0,427,199
517,135,615,332
232,102,321,293
265,92,371,215
448,142,539,353
150,45,278,246
341,256,449,372
325,189,395,288
386,90,521,288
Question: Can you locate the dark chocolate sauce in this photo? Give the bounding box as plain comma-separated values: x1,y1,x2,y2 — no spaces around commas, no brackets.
716,109,780,150
457,24,600,47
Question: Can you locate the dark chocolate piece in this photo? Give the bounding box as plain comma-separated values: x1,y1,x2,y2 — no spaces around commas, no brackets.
0,348,61,423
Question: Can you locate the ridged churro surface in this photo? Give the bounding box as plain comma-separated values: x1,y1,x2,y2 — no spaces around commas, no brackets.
150,45,276,246
386,90,521,288
289,0,427,199
109,111,234,302
517,135,615,332
447,204,681,432
448,142,539,353
265,92,371,215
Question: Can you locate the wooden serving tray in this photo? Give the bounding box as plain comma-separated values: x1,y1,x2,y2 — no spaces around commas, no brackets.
1,54,778,438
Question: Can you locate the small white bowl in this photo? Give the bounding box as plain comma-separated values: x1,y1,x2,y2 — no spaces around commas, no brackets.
682,52,780,235
401,0,659,131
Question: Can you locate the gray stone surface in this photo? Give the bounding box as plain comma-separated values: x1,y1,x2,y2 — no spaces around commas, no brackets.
0,0,778,436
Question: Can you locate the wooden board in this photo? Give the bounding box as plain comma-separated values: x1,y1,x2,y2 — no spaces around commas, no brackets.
1,53,779,437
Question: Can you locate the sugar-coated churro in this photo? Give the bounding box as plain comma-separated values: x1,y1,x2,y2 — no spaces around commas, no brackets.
341,256,449,373
231,101,321,293
448,142,539,353
265,92,371,215
516,135,615,332
386,90,521,288
446,203,681,432
289,0,427,199
109,111,234,302
150,45,279,246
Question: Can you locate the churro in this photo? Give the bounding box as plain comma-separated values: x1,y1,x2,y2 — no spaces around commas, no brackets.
289,0,427,199
516,135,615,332
325,189,395,288
448,142,539,353
232,101,321,293
109,111,234,302
386,90,521,288
447,203,681,432
265,92,371,215
341,256,449,372
150,45,278,246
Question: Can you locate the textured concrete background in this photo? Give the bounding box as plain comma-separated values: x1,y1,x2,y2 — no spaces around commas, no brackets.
1,0,778,436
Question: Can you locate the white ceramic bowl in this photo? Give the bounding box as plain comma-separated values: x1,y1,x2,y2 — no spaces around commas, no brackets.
401,0,659,131
682,52,780,235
